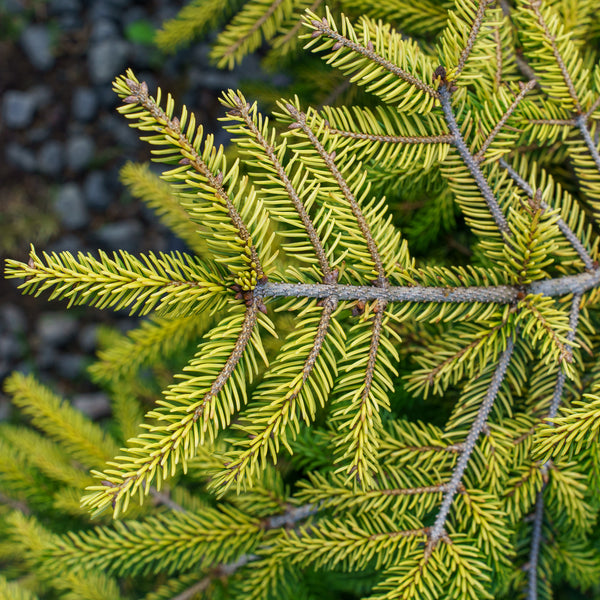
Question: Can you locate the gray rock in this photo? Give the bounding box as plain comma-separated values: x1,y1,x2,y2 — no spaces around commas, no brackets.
5,142,36,172
72,392,111,420
0,335,23,361
2,90,36,129
0,304,27,334
55,353,85,379
72,87,98,122
88,39,129,84
88,1,120,22
84,171,112,211
30,85,53,108
20,24,54,71
26,125,52,144
90,19,120,42
38,140,65,177
124,7,147,27
100,114,139,148
37,313,78,347
53,183,89,230
66,134,94,172
36,345,57,369
78,324,99,353
48,234,84,254
48,0,80,12
94,220,143,252
4,0,25,14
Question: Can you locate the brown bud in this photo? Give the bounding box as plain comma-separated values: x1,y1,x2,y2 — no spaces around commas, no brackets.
28,257,35,269
171,116,180,129
367,40,374,51
433,65,447,82
258,301,268,315
101,480,116,488
179,157,191,165
125,78,137,89
140,81,148,94
123,95,138,104
311,30,321,38
288,122,301,129
332,41,343,51
352,300,366,317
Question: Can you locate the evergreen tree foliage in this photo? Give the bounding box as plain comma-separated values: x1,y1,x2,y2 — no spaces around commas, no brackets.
3,0,600,598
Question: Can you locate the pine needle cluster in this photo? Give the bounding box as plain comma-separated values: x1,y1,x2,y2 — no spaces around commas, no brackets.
3,0,600,598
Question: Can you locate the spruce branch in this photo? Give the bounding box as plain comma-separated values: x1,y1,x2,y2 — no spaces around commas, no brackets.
302,8,440,111
454,0,493,79
286,103,388,285
304,17,439,99
5,246,226,317
217,297,339,491
526,489,545,600
427,336,515,548
527,0,582,114
83,299,263,517
257,268,600,302
575,113,600,174
493,24,502,89
438,82,511,237
117,73,265,284
525,294,580,599
473,79,537,163
324,125,453,146
215,0,286,68
499,158,595,270
225,92,335,281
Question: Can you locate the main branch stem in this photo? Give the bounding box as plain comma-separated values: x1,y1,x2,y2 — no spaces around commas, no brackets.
428,336,515,546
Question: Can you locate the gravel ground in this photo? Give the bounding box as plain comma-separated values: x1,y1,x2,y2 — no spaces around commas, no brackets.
0,0,268,420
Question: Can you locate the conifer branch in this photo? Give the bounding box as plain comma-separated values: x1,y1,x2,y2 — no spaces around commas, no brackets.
526,489,545,600
228,93,334,281
454,0,492,79
575,114,600,174
474,79,536,163
548,293,581,418
167,503,317,599
528,118,575,126
427,336,515,547
274,0,323,50
170,554,257,600
305,16,439,100
219,0,285,65
258,268,600,302
121,77,265,280
343,299,388,485
526,294,580,599
499,158,595,270
286,103,388,285
324,126,453,146
528,0,582,114
493,25,502,89
220,297,338,488
438,83,511,237
585,96,600,120
520,297,572,364
85,300,261,515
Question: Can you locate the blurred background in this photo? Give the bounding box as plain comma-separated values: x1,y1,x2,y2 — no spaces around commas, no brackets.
0,0,271,420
